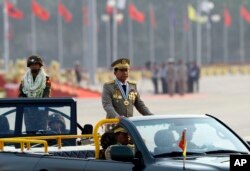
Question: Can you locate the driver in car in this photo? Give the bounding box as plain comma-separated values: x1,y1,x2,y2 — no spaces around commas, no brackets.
48,113,67,134
105,126,134,160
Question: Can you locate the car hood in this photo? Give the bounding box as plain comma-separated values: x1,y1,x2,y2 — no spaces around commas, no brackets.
155,156,229,171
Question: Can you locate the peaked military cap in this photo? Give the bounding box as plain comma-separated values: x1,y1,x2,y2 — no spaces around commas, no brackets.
114,127,127,134
111,58,130,69
27,55,43,67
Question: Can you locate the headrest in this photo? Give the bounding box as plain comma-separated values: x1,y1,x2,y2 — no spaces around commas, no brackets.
154,129,175,147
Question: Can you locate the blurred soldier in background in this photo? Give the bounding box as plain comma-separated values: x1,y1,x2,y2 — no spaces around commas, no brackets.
18,55,51,132
151,62,159,94
74,61,82,86
176,59,188,95
102,58,153,120
166,58,176,96
188,61,200,93
159,62,168,94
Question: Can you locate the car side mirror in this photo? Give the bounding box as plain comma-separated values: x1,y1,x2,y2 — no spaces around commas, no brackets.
110,145,134,162
82,124,93,134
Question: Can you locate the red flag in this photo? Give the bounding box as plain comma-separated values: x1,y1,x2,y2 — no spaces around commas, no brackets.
32,0,50,21
58,0,72,23
106,5,113,15
106,0,113,15
5,0,24,20
150,6,156,28
240,6,250,23
178,129,187,158
128,3,145,23
224,7,231,27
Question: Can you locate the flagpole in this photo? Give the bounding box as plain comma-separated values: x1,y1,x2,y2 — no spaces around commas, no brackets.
106,16,111,67
112,2,118,61
223,23,228,64
3,1,10,71
128,3,134,64
206,19,211,64
88,0,97,85
149,4,155,63
182,17,188,62
82,3,89,70
169,12,175,60
31,9,37,54
196,2,202,66
188,20,193,62
58,0,64,68
81,0,85,67
239,6,245,64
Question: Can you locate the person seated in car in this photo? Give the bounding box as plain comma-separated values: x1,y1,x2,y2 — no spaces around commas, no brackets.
48,113,67,134
170,123,200,150
178,125,200,150
105,126,134,160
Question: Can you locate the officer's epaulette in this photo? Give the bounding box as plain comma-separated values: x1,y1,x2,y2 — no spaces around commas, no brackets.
127,80,137,85
105,80,115,84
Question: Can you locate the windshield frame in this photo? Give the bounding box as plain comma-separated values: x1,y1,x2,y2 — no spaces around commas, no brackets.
131,116,250,157
0,98,77,138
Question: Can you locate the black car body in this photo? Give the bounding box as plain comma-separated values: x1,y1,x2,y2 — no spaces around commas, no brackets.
0,98,250,171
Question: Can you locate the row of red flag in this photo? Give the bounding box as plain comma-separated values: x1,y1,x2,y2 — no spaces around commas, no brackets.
6,0,72,23
6,0,250,28
224,6,250,27
106,2,146,23
6,0,148,25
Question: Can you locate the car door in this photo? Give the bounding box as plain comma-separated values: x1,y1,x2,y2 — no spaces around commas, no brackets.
85,160,134,171
0,153,42,171
34,156,88,171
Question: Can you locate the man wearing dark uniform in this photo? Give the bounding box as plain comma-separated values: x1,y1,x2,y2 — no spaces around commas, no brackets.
102,58,153,119
18,55,51,132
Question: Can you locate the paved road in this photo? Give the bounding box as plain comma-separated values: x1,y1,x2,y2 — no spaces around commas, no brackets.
76,74,250,140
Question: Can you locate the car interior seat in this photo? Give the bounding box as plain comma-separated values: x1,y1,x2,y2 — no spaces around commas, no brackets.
0,115,10,134
154,129,177,155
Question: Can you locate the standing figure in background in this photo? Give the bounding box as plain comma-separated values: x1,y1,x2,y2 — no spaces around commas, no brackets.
166,58,176,96
159,62,168,94
18,55,51,132
151,62,159,94
176,59,188,95
188,61,200,93
74,61,82,86
192,62,200,92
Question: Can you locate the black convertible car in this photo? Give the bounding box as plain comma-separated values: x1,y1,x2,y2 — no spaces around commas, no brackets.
0,98,249,171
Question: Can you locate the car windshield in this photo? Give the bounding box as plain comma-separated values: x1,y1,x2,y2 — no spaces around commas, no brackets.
132,117,249,157
0,104,72,136
22,106,71,135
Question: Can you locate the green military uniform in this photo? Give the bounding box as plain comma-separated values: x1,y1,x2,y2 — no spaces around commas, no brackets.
102,58,153,118
102,80,152,118
18,76,51,98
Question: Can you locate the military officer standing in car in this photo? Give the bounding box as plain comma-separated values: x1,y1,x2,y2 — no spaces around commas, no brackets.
18,55,51,132
102,58,153,119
